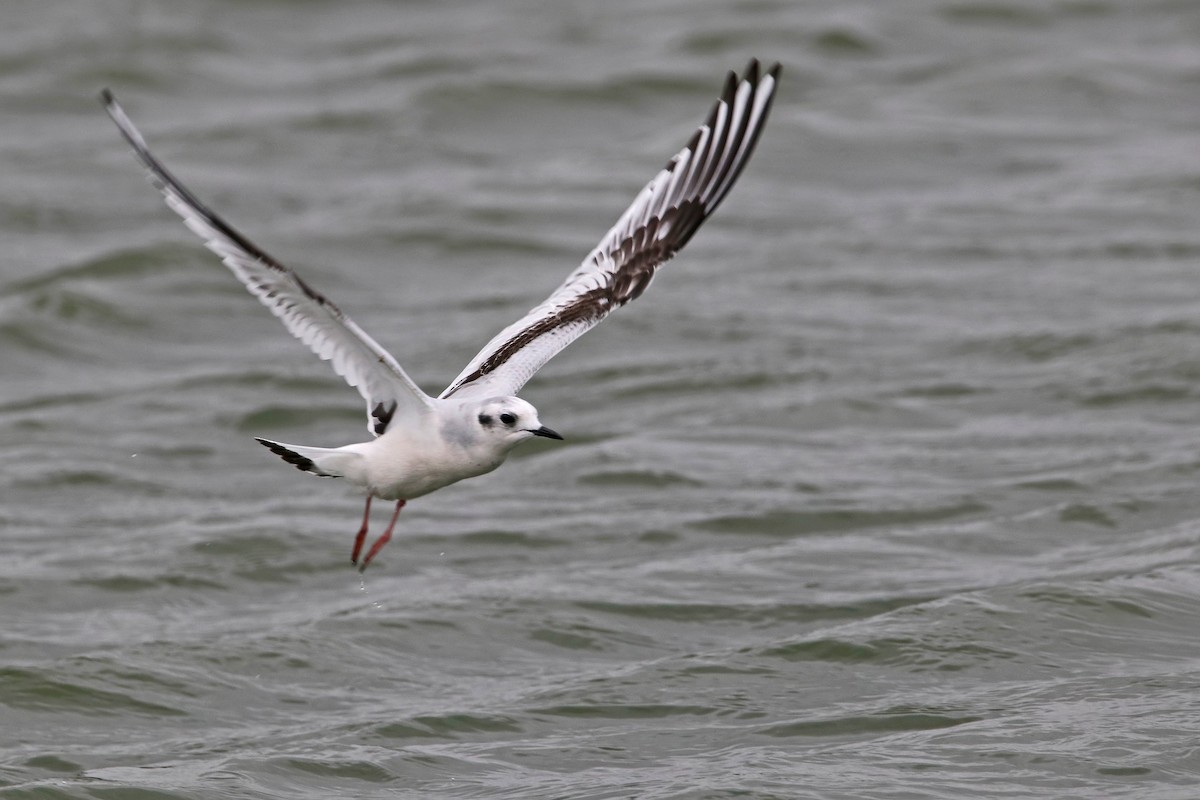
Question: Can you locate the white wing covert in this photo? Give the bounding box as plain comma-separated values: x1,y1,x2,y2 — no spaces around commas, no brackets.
441,59,781,400
102,91,435,437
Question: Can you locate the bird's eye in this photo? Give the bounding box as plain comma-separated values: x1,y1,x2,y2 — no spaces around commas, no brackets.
478,414,492,425
500,412,517,425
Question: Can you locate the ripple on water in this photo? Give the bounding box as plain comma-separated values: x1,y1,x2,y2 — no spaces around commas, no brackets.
73,574,227,593
574,595,934,626
373,712,524,741
279,757,394,783
757,707,982,738
694,500,989,537
760,636,1022,672
528,703,717,720
576,468,705,488
0,667,188,718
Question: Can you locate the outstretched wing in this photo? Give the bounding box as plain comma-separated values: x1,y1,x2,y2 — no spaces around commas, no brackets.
102,90,435,437
441,59,780,400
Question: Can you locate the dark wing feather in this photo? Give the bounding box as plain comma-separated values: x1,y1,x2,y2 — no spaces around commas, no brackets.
442,60,780,400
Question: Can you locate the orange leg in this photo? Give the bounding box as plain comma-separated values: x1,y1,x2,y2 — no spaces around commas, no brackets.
359,499,406,572
350,495,373,565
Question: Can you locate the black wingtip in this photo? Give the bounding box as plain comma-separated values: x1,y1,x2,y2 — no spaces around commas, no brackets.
740,59,782,85
720,69,738,103
738,59,782,85
744,58,760,84
99,87,115,107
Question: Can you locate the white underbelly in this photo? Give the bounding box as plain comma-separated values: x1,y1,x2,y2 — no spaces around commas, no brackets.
357,434,506,501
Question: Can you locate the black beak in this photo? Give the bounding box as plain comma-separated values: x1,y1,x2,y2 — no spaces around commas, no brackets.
530,426,564,440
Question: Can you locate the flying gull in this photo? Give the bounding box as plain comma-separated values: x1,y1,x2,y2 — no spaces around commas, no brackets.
102,59,781,571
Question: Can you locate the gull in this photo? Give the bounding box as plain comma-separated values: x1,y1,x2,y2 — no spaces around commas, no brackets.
102,59,781,571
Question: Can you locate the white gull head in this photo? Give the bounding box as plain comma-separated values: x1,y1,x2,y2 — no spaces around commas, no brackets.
465,396,563,449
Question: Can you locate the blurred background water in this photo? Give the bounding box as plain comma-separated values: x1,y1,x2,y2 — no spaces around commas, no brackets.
2,0,1200,797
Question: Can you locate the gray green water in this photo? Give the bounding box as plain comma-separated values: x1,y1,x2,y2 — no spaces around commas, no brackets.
4,1,1200,797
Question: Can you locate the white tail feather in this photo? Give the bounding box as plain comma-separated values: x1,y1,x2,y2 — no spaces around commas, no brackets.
254,437,362,478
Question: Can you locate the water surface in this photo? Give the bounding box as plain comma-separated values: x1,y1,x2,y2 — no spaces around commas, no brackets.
3,1,1200,798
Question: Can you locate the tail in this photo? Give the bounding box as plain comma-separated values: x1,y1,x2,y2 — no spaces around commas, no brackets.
254,437,361,479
